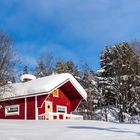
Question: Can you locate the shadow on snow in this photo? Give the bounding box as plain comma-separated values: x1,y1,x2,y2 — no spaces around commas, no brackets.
68,126,140,136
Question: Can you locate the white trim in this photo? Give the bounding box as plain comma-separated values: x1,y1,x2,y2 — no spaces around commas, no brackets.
24,98,27,120
73,99,82,112
38,112,83,120
5,105,20,116
45,101,53,113
69,79,87,100
56,105,67,114
39,94,50,108
0,105,2,109
38,112,59,120
35,96,38,120
63,113,83,120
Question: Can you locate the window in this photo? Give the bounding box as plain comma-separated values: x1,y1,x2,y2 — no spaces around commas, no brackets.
5,105,19,116
57,105,67,113
53,89,59,97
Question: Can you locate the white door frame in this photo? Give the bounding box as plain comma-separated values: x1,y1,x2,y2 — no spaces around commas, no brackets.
45,101,53,113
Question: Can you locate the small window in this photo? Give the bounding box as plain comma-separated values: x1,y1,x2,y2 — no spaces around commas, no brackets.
57,105,67,113
5,105,19,116
53,89,59,97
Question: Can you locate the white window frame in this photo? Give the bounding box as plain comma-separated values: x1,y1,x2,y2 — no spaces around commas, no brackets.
57,105,67,114
5,105,20,116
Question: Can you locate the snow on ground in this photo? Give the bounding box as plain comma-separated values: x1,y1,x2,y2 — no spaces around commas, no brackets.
0,120,140,140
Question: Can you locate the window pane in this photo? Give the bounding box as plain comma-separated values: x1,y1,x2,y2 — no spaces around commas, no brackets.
7,107,18,113
57,106,66,113
5,105,19,116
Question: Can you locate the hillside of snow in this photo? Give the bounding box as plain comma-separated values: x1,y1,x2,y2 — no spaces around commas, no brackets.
0,120,140,140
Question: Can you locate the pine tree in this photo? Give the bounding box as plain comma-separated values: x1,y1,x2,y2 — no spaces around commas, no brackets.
77,62,100,120
97,42,140,122
97,47,116,121
80,71,99,120
23,65,29,74
111,43,140,122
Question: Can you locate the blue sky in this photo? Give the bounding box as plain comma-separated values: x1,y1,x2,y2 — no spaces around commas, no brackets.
1,0,140,70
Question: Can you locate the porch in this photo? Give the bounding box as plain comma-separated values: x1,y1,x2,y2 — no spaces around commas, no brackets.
38,112,83,120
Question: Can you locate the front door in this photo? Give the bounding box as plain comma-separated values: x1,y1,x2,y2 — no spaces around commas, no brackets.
45,101,52,113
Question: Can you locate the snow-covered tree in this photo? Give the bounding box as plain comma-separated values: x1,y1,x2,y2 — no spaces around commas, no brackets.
0,32,16,87
0,32,17,102
76,62,100,120
97,47,117,121
81,71,100,120
97,42,140,122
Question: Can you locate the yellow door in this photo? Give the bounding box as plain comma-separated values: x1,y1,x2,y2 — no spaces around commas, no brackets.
45,101,52,113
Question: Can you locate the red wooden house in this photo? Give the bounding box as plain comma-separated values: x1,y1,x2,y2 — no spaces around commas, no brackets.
0,73,87,120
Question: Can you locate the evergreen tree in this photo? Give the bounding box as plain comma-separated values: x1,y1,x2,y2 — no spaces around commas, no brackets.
23,65,29,74
97,42,140,122
79,71,99,120
77,62,100,120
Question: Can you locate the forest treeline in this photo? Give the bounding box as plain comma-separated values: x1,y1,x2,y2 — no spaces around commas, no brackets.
1,32,140,123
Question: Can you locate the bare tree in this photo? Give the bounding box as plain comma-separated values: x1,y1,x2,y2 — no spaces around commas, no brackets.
0,32,17,100
0,32,16,86
35,52,56,77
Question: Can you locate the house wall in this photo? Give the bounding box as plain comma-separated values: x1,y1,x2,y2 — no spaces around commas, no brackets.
26,97,35,120
0,88,81,120
37,94,48,115
0,95,48,120
0,98,25,119
37,89,71,115
48,89,71,114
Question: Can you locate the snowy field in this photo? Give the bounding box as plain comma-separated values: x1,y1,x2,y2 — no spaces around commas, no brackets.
0,120,140,140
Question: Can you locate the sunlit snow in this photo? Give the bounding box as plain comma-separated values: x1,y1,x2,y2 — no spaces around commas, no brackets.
0,120,140,140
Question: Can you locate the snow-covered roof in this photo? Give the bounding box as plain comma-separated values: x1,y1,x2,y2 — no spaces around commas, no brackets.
0,73,87,101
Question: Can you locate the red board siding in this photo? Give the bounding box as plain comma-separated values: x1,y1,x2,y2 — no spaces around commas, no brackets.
37,89,71,116
0,107,5,118
37,94,48,107
0,98,25,119
71,99,82,112
47,89,71,114
0,97,36,120
27,97,35,120
37,94,48,115
0,81,84,120
38,103,45,115
32,88,82,117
